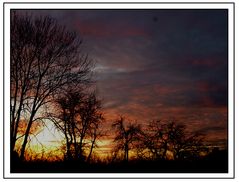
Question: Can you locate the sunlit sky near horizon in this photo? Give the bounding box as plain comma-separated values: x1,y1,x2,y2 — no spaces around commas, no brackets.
17,9,228,153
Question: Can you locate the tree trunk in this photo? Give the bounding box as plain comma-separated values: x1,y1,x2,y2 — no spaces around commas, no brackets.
20,110,36,160
11,85,26,153
163,142,168,160
124,143,129,162
87,133,96,163
19,76,41,160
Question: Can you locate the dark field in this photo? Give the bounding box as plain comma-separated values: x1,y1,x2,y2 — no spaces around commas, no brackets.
11,149,228,173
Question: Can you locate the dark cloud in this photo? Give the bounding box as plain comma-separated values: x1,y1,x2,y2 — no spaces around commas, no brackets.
17,9,228,145
196,126,227,134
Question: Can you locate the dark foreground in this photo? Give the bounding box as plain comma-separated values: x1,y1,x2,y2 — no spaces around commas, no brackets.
11,150,228,173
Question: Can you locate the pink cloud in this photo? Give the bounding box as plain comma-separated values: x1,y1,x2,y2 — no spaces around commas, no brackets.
192,58,218,67
74,19,149,38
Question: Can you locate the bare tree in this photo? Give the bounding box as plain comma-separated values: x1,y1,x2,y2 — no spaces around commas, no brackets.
111,117,141,162
162,122,205,160
52,89,82,161
51,89,104,162
10,11,93,160
136,120,165,160
138,121,205,160
84,94,105,163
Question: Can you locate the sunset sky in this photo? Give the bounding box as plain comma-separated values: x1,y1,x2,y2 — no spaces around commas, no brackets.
18,9,228,152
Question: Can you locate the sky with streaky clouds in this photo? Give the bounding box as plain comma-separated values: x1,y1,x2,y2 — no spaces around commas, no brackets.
22,9,228,147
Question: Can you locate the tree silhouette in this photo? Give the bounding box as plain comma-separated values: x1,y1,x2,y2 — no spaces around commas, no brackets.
111,117,141,162
10,11,93,160
51,89,104,162
138,121,205,160
163,122,205,160
136,120,165,160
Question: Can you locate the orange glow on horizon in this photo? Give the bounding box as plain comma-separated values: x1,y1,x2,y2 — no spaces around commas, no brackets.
15,120,114,161
14,105,227,161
